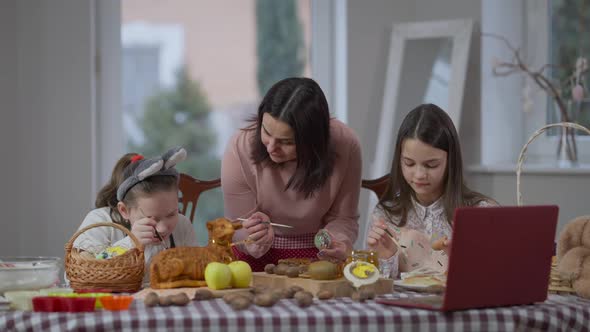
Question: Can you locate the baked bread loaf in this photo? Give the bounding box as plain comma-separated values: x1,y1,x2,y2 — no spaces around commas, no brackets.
150,218,241,289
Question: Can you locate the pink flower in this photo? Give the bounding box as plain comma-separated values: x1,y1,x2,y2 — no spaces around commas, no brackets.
572,84,584,102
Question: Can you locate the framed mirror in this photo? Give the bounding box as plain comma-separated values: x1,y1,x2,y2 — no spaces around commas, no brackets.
372,19,474,179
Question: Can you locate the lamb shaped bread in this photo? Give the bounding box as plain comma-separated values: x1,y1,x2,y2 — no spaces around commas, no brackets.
150,217,242,289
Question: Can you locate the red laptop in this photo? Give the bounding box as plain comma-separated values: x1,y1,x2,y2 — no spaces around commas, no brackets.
377,205,558,311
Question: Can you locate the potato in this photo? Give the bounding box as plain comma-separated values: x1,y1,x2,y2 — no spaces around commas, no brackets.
254,293,276,307
308,261,339,280
159,295,173,306
274,264,289,275
316,290,334,300
144,292,159,307
193,288,214,301
264,264,276,274
286,266,300,278
230,296,251,310
351,291,364,302
251,285,268,295
294,291,313,301
270,289,284,302
223,293,237,304
282,288,297,299
294,291,313,307
171,293,190,306
289,285,304,293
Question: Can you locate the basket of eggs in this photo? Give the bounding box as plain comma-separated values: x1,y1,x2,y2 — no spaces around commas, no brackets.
515,122,590,294
64,222,145,293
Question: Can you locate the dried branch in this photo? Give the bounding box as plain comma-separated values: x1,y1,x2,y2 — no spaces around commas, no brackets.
483,32,582,161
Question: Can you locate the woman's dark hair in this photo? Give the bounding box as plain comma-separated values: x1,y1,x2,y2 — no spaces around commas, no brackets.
379,103,493,226
95,153,178,228
249,77,335,198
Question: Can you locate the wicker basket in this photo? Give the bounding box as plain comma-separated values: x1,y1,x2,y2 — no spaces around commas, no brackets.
65,222,145,293
516,122,590,294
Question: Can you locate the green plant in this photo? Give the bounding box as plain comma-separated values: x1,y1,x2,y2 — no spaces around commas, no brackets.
256,0,305,95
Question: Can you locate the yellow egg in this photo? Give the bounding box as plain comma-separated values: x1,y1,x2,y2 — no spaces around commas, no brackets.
352,262,376,279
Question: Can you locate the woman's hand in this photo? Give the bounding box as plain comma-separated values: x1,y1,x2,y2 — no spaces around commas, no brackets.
366,218,398,259
130,216,159,245
318,238,348,262
242,212,274,244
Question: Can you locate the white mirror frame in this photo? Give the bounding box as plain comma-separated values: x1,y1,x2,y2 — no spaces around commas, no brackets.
372,19,474,179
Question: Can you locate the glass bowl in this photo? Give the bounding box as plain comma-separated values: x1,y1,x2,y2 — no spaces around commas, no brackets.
0,257,61,293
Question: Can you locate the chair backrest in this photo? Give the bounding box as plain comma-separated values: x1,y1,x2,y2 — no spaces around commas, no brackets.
361,174,390,200
178,173,221,222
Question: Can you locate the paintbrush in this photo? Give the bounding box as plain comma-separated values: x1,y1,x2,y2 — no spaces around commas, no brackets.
235,217,294,229
383,228,404,253
230,238,254,247
139,207,169,249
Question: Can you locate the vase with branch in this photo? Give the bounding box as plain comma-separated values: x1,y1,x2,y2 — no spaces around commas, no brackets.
485,32,588,166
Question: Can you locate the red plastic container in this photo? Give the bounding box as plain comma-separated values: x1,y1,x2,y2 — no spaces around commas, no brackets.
68,297,96,312
32,296,96,312
33,297,64,312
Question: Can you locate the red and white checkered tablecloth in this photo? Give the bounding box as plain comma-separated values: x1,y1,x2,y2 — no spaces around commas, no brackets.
1,292,589,332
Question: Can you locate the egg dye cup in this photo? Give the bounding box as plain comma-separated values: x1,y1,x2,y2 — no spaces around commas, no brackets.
99,295,134,311
32,296,96,312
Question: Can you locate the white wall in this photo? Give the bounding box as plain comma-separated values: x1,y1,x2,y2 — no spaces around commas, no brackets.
0,0,96,258
347,0,482,247
0,0,19,255
467,170,590,239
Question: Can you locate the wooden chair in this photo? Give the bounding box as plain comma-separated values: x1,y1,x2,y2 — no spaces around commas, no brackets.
178,173,221,223
361,174,390,200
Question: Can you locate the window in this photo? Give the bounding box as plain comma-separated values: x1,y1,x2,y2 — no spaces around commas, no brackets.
548,0,590,135
121,0,312,244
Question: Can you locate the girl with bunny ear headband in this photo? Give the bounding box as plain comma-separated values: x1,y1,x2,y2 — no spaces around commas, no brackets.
71,146,198,284
116,146,187,201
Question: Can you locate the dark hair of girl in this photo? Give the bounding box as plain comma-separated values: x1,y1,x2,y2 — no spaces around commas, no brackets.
379,103,493,226
249,77,335,198
95,153,178,228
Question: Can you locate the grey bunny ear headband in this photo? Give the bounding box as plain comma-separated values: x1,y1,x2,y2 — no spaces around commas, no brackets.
116,147,187,201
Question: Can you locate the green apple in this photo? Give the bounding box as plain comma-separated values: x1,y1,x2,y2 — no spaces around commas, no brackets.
204,262,232,290
228,260,253,288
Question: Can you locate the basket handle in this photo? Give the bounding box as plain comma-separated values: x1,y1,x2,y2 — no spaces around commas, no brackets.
517,122,590,206
64,221,144,253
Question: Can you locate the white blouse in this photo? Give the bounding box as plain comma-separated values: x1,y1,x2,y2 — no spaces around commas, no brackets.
369,197,496,278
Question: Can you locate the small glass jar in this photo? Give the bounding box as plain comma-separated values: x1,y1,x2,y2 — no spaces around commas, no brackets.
345,250,379,269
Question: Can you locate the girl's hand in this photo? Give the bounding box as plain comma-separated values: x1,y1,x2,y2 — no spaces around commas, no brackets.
130,216,158,245
242,212,274,244
431,236,451,255
367,218,398,259
318,238,348,262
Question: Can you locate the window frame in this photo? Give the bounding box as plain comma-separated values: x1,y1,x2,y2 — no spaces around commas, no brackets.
94,0,345,192
523,0,590,163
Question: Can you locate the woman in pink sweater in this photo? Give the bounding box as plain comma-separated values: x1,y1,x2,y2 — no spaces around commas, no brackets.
221,77,362,271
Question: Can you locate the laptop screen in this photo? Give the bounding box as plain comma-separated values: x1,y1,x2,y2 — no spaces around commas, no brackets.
443,205,558,310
